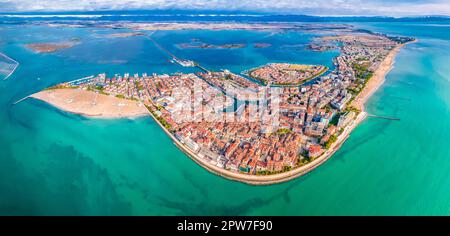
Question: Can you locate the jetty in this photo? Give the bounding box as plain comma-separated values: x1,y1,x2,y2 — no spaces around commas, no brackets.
145,34,210,73
367,114,400,121
196,64,210,73
13,95,30,105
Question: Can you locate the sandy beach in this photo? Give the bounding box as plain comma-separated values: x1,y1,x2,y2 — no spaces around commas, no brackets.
350,45,403,110
31,88,148,118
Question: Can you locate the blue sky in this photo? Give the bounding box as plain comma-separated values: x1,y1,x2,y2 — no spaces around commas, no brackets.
0,0,449,16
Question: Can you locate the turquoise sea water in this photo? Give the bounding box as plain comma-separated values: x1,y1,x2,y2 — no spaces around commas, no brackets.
0,22,449,215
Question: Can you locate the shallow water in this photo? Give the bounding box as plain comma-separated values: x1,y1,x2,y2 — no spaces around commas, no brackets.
0,22,449,215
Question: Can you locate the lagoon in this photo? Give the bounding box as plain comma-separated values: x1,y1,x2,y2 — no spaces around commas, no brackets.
0,21,449,215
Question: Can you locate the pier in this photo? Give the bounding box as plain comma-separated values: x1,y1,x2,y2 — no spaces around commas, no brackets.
367,114,400,121
146,34,210,73
146,35,179,60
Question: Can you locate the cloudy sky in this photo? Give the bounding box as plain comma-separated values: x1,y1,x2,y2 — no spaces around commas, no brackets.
0,0,449,16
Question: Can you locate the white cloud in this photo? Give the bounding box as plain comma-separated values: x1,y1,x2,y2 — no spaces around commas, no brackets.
0,0,449,16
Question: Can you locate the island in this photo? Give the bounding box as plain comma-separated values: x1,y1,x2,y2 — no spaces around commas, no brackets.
253,43,272,48
243,63,328,86
307,43,338,52
178,42,246,49
25,39,79,53
30,30,415,185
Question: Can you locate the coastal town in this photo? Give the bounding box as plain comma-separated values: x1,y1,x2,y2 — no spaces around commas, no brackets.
31,31,414,183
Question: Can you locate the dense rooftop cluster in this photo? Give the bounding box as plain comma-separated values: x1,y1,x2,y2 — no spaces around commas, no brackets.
245,63,327,86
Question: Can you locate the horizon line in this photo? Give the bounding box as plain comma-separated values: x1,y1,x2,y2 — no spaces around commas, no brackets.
0,11,449,18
